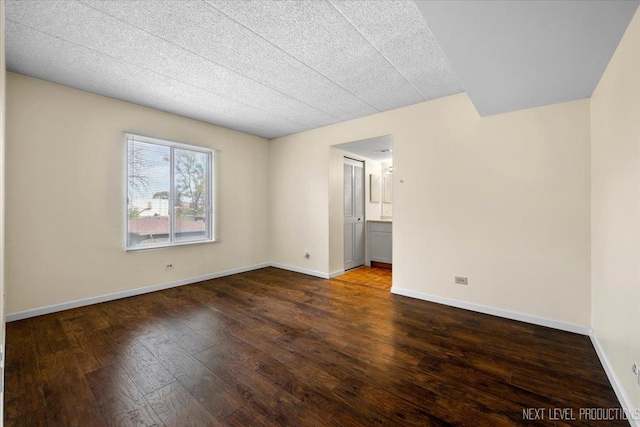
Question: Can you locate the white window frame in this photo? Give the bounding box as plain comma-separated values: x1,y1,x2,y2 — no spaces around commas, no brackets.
125,133,217,251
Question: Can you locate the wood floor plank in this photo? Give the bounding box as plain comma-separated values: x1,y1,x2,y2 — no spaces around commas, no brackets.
59,314,105,374
221,405,283,427
138,329,245,420
86,362,164,427
4,408,48,427
195,340,282,403
187,287,288,341
251,352,374,427
117,340,176,395
123,296,206,352
332,376,448,426
198,350,324,427
146,381,222,427
38,350,107,427
85,324,136,369
4,321,47,427
4,266,624,427
28,315,71,357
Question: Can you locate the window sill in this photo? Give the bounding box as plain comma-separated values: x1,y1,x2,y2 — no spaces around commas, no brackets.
126,238,218,252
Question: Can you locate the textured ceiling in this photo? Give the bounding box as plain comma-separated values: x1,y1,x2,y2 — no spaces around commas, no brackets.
5,0,462,139
416,0,639,116
334,135,393,162
7,1,637,137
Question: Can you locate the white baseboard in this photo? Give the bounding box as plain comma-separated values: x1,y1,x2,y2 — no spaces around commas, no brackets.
5,262,271,322
390,287,591,335
329,269,345,278
590,331,639,427
269,262,331,279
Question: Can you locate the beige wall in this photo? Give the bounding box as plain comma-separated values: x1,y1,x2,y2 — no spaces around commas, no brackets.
6,73,270,315
591,7,640,411
7,71,593,329
271,94,592,327
1,0,6,405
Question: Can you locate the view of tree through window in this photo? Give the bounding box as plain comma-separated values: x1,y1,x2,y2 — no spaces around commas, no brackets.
126,134,214,249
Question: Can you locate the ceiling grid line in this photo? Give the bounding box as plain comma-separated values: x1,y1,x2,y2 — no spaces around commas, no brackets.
203,0,381,113
76,0,341,123
6,18,305,132
326,0,426,101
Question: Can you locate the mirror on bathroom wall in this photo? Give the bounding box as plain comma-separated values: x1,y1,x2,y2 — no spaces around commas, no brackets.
370,173,381,203
381,163,392,219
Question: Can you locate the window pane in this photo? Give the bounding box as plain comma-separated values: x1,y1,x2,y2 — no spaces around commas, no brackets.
127,141,171,248
174,148,209,242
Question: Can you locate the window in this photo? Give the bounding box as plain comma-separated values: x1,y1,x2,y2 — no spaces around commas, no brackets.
126,133,216,250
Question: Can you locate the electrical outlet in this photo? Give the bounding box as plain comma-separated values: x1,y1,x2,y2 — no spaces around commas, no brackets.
455,276,468,285
165,263,174,270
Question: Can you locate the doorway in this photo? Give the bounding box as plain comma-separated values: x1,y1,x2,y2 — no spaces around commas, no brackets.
344,157,365,270
329,135,393,280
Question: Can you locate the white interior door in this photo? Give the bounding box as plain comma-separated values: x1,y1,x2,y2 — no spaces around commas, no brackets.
344,157,365,270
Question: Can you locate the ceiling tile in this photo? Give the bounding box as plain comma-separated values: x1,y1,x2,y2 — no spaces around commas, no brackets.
6,0,337,130
5,20,305,139
210,0,425,111
329,0,462,101
82,0,379,121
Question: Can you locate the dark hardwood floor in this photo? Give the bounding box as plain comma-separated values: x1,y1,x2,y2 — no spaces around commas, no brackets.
4,267,623,426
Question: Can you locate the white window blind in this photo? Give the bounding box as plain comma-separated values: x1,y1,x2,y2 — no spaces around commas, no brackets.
126,133,216,250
